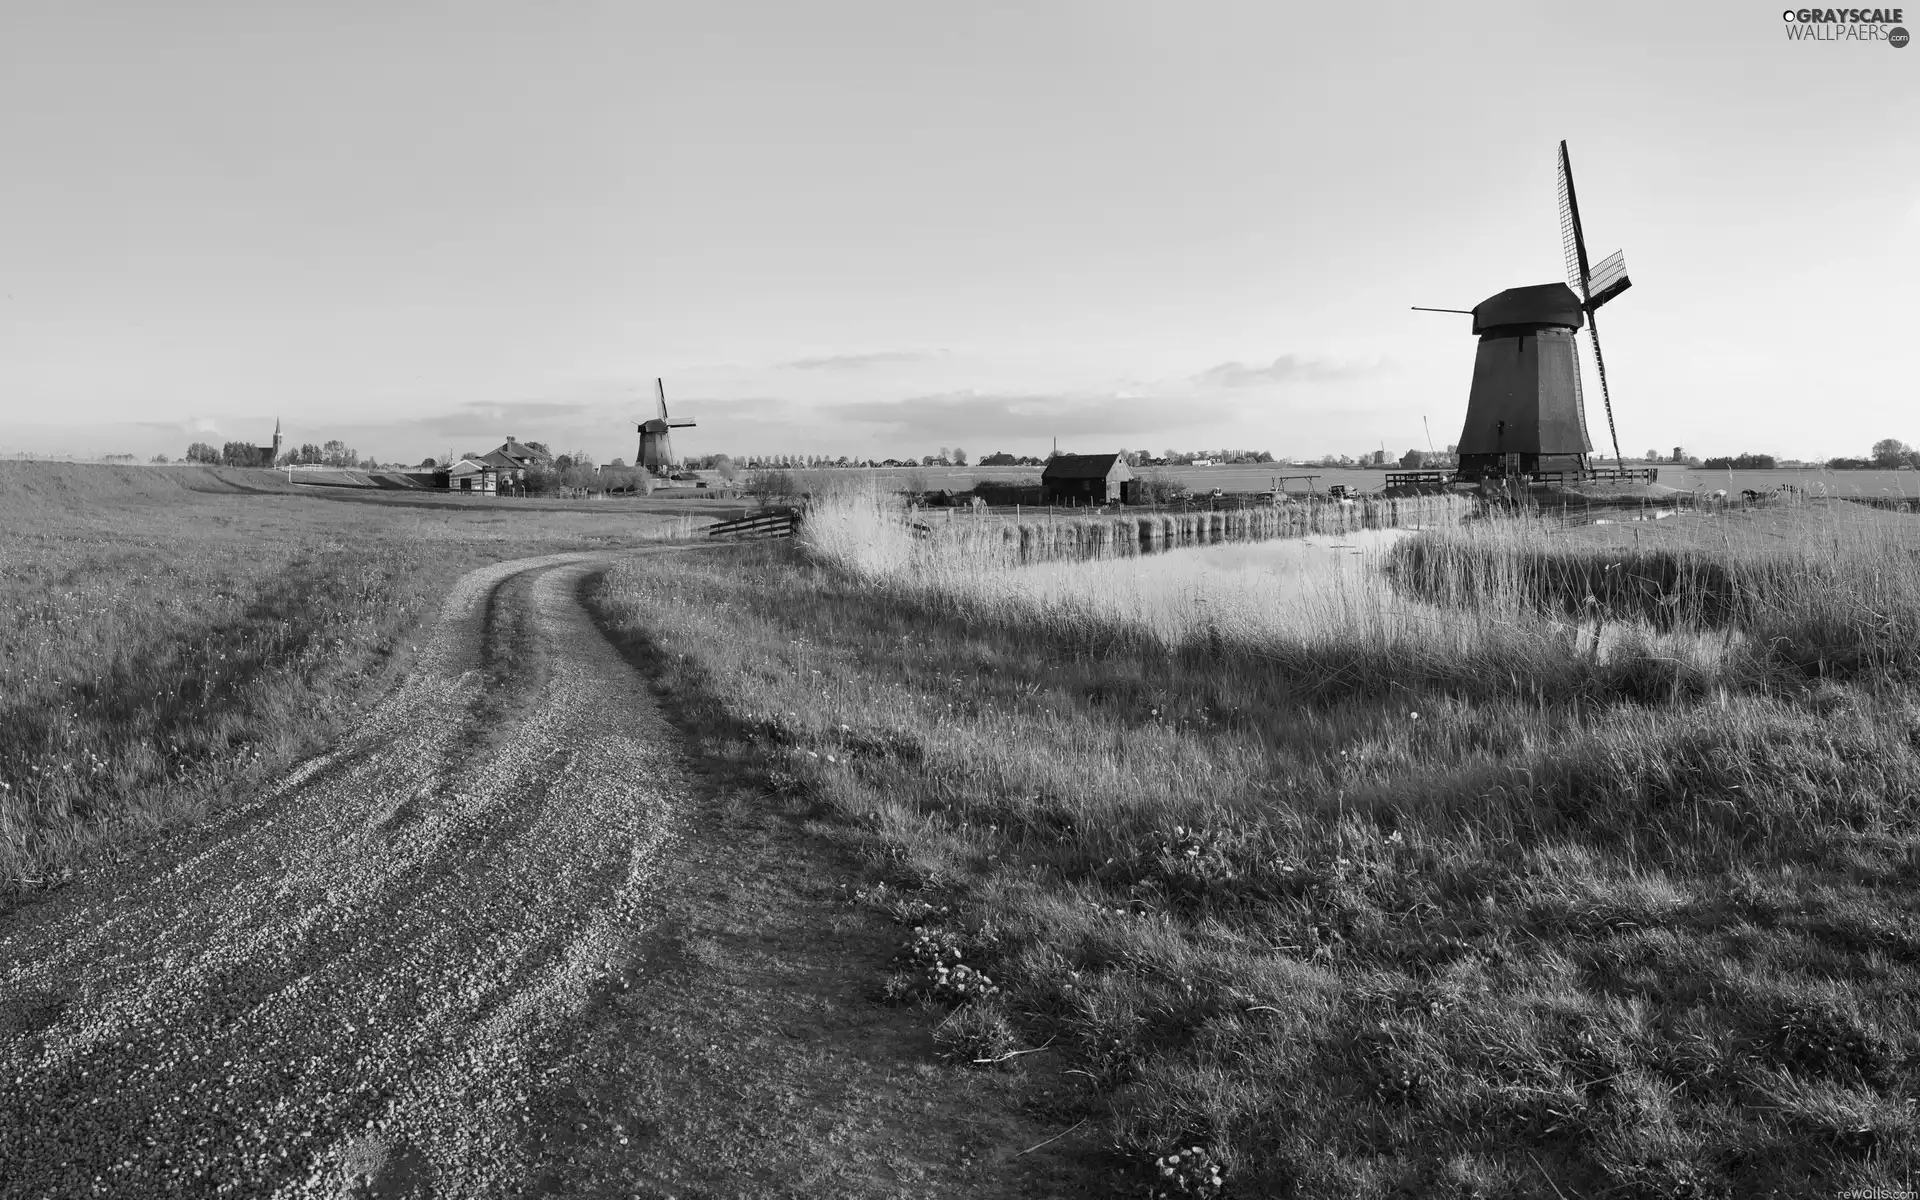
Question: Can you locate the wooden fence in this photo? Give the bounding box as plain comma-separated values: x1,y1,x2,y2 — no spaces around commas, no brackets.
707,509,799,541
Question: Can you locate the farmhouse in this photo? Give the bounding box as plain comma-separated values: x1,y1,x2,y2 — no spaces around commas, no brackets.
1041,452,1135,505
479,437,552,490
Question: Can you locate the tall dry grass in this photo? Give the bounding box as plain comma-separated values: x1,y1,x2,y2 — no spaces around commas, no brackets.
595,497,1920,1197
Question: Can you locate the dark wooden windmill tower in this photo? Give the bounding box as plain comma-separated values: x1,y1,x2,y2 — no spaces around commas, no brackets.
1423,141,1633,480
636,378,696,476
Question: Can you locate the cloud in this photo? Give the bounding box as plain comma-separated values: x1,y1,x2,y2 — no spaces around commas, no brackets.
1194,354,1382,389
783,350,942,370
817,390,1226,444
405,399,599,437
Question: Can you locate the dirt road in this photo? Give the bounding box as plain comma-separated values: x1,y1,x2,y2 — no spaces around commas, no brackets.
0,552,1072,1199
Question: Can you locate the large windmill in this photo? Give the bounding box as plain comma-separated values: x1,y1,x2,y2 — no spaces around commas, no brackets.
636,378,696,476
1421,141,1633,480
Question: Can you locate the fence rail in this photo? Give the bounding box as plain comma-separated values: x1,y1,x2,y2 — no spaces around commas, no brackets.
707,509,799,541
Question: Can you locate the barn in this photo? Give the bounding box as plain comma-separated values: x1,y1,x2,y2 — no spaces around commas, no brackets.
440,458,499,494
1041,453,1135,506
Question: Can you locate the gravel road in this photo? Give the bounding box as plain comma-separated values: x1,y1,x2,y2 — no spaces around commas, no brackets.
0,552,695,1198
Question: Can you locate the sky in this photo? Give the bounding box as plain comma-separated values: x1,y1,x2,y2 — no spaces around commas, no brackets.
0,1,1914,466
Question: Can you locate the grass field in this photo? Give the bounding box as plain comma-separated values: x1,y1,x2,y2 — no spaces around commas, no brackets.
0,462,694,895
590,494,1920,1198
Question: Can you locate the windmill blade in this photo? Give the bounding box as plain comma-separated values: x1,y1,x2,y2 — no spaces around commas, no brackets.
666,419,696,428
1586,311,1624,468
1586,249,1632,310
1556,140,1594,302
1558,140,1624,466
656,377,669,421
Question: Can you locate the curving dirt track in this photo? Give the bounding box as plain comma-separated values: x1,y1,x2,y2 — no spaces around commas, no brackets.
0,552,698,1197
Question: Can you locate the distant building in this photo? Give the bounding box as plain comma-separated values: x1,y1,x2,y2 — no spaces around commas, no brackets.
1041,452,1135,505
479,437,552,489
441,458,499,494
232,420,283,467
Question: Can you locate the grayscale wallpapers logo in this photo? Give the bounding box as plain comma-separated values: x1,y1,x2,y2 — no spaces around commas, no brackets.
1781,7,1910,43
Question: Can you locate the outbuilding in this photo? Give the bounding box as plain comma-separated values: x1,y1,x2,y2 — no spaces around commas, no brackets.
1040,452,1135,506
441,458,499,494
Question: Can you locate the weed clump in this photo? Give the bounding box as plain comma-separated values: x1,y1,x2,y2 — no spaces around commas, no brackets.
932,1001,1021,1067
882,925,1000,1006
1142,1144,1227,1198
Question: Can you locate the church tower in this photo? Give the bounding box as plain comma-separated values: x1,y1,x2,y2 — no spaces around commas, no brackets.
270,418,282,465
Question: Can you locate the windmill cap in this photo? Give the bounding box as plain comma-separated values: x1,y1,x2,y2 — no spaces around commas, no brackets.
1473,283,1585,334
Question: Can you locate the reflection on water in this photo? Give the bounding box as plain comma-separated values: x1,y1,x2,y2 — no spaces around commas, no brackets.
966,527,1420,646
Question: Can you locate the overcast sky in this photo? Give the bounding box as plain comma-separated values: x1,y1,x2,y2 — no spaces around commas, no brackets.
1,1,1913,465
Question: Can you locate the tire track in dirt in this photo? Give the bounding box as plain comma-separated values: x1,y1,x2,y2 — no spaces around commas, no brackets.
0,551,693,1197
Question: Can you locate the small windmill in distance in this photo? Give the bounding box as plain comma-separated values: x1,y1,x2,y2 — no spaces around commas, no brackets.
636,378,696,476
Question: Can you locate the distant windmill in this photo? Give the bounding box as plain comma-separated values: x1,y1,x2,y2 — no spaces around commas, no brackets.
636,378,696,475
1415,140,1633,479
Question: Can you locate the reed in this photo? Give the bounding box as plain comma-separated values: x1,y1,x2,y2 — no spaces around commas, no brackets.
595,497,1920,1197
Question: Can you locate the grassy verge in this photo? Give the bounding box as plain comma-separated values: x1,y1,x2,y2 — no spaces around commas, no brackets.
588,501,1920,1199
0,463,690,895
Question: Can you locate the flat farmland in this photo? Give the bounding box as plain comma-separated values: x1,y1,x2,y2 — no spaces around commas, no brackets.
1664,465,1920,498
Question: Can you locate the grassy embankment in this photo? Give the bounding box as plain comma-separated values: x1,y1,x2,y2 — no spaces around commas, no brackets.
0,463,692,895
592,491,1920,1198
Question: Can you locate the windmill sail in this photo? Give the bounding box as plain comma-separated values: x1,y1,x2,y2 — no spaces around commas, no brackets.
1586,249,1630,309
638,378,697,475
1557,140,1624,467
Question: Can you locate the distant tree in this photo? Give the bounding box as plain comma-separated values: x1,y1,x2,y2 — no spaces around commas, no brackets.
219,440,254,466
150,453,171,464
1872,438,1913,468
900,468,932,503
1702,453,1777,470
745,467,796,507
553,454,574,472
1645,449,1661,463
419,457,437,468
952,447,968,466
714,454,738,481
1132,468,1185,504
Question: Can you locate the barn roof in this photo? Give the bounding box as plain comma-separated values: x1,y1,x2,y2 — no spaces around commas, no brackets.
1472,283,1585,334
491,439,552,465
1041,453,1131,480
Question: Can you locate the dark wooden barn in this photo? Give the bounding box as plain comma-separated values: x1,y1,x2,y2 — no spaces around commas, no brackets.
1040,453,1135,505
